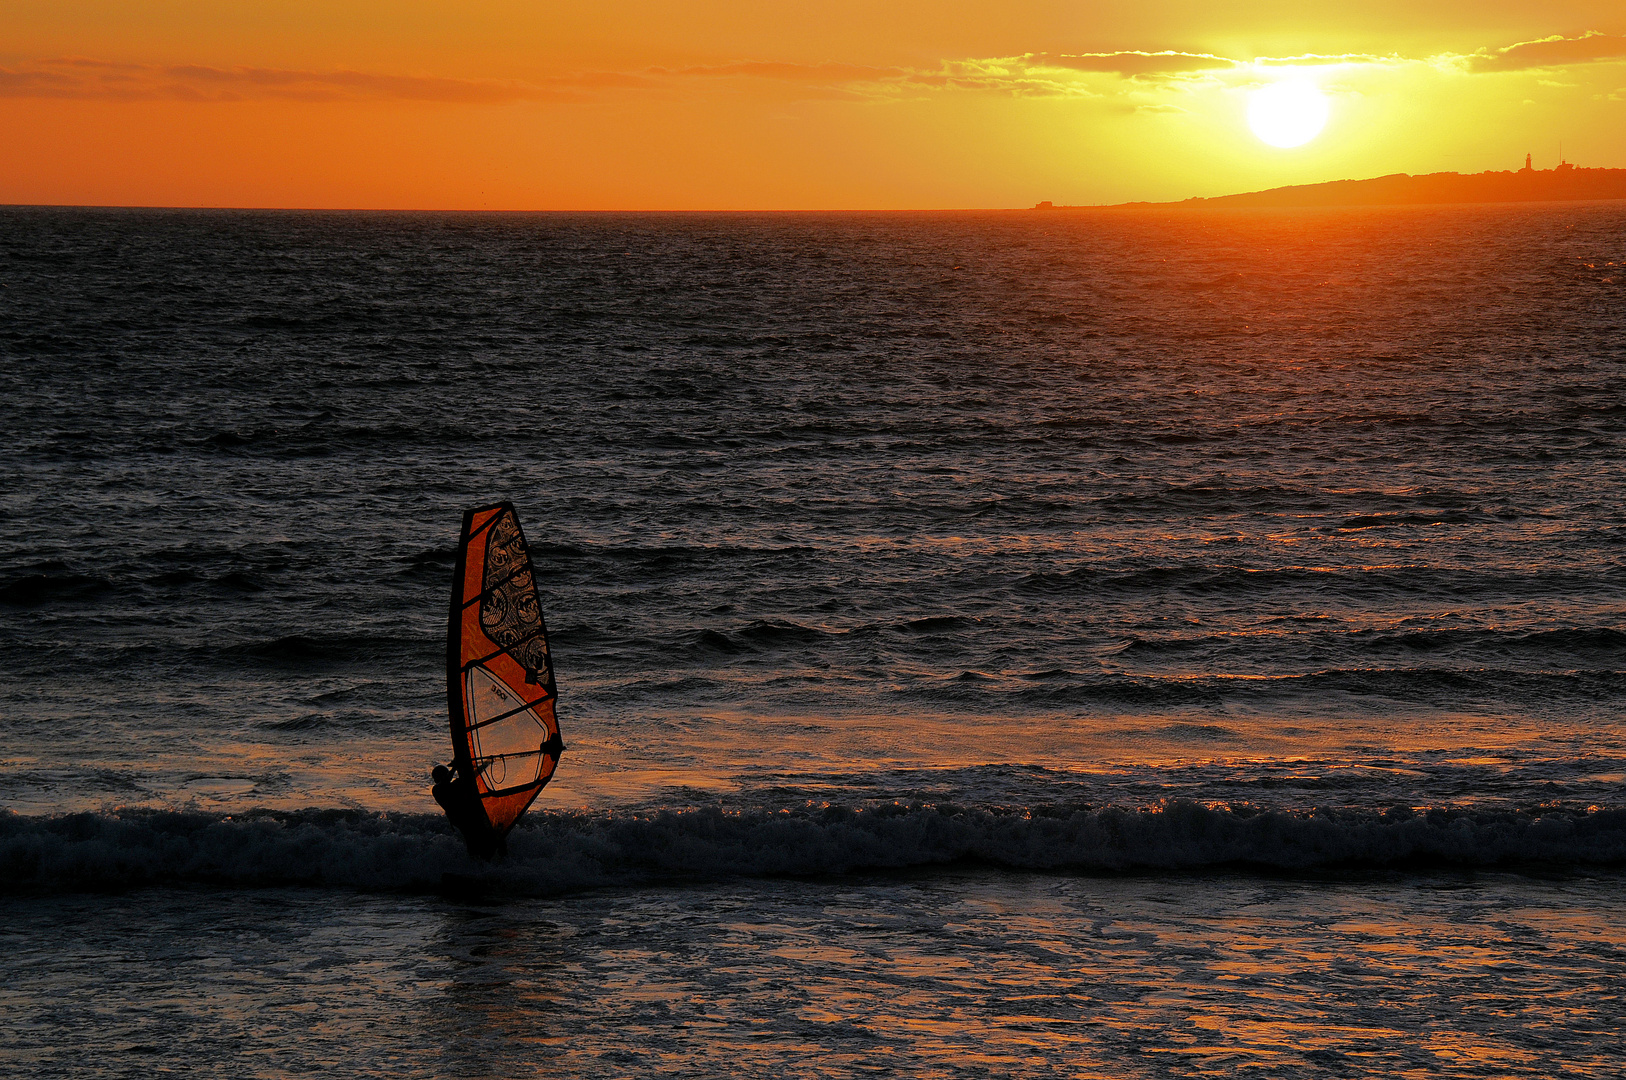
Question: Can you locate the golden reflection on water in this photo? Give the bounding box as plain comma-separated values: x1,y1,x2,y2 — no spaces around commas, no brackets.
5,871,1615,1079
403,871,1626,1078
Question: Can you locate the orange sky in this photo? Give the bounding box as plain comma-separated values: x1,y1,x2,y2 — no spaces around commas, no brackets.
2,1,1623,208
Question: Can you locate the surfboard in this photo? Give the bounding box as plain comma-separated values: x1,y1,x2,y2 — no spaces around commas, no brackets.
446,502,564,840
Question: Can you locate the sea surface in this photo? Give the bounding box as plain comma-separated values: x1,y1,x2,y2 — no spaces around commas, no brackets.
2,203,1624,1077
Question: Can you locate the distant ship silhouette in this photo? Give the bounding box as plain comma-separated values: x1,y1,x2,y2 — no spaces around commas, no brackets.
1037,156,1626,209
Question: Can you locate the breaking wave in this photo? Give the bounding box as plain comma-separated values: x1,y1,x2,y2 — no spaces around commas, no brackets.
4,800,1624,897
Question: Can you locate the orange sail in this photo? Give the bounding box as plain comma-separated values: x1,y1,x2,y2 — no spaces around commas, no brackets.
446,502,563,837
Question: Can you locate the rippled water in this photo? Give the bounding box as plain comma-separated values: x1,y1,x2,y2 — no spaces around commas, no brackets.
6,871,1625,1079
2,204,1624,1076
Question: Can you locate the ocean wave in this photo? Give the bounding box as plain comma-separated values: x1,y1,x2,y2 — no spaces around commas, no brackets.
1359,626,1626,658
4,800,1623,897
215,633,425,668
1333,510,1492,531
684,620,841,656
1012,563,1622,601
0,565,114,606
1099,626,1626,665
905,666,1626,708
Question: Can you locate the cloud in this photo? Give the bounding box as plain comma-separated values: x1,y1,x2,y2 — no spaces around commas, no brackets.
0,55,1057,102
1254,53,1394,67
6,32,1623,108
0,58,613,103
1468,31,1626,73
661,60,907,82
0,51,1265,107
660,56,1105,97
1025,51,1235,77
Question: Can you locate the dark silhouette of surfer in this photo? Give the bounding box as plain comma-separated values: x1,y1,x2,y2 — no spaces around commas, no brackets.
431,763,504,860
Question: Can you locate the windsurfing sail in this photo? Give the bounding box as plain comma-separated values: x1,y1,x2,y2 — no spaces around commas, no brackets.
446,502,564,838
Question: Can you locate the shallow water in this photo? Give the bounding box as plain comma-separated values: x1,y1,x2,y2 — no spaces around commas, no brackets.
6,871,1624,1079
2,203,1624,1073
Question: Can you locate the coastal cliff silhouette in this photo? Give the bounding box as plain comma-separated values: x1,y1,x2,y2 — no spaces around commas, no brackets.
1039,161,1626,210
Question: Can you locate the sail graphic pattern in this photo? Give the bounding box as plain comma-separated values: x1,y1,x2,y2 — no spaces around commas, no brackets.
478,511,552,684
447,502,563,836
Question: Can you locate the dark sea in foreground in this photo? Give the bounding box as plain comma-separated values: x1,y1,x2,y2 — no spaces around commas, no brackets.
2,204,1624,1077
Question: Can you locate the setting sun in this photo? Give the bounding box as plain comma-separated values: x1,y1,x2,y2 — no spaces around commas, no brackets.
0,8,1624,207
1247,79,1331,149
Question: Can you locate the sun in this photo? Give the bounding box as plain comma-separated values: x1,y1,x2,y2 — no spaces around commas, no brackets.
1247,79,1330,148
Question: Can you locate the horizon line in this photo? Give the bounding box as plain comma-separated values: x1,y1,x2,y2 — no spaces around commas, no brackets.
8,164,1624,215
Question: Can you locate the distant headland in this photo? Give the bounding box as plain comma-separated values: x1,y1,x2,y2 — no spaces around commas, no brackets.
1037,157,1626,210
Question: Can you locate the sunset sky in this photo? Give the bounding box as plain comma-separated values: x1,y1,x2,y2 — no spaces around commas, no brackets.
3,1,1623,209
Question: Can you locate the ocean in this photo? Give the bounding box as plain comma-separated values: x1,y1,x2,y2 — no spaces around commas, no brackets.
2,203,1624,1076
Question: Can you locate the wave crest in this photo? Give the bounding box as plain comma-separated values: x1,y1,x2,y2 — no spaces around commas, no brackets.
4,801,1623,896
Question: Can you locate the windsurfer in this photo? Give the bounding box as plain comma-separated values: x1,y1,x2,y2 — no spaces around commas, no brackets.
431,763,504,860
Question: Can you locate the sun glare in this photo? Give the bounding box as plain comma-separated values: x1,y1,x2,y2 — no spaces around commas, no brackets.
1247,80,1330,149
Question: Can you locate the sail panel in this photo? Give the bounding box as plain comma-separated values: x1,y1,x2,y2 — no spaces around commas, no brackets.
447,502,561,837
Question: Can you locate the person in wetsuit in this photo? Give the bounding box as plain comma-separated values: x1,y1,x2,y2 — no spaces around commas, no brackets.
431,763,503,860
